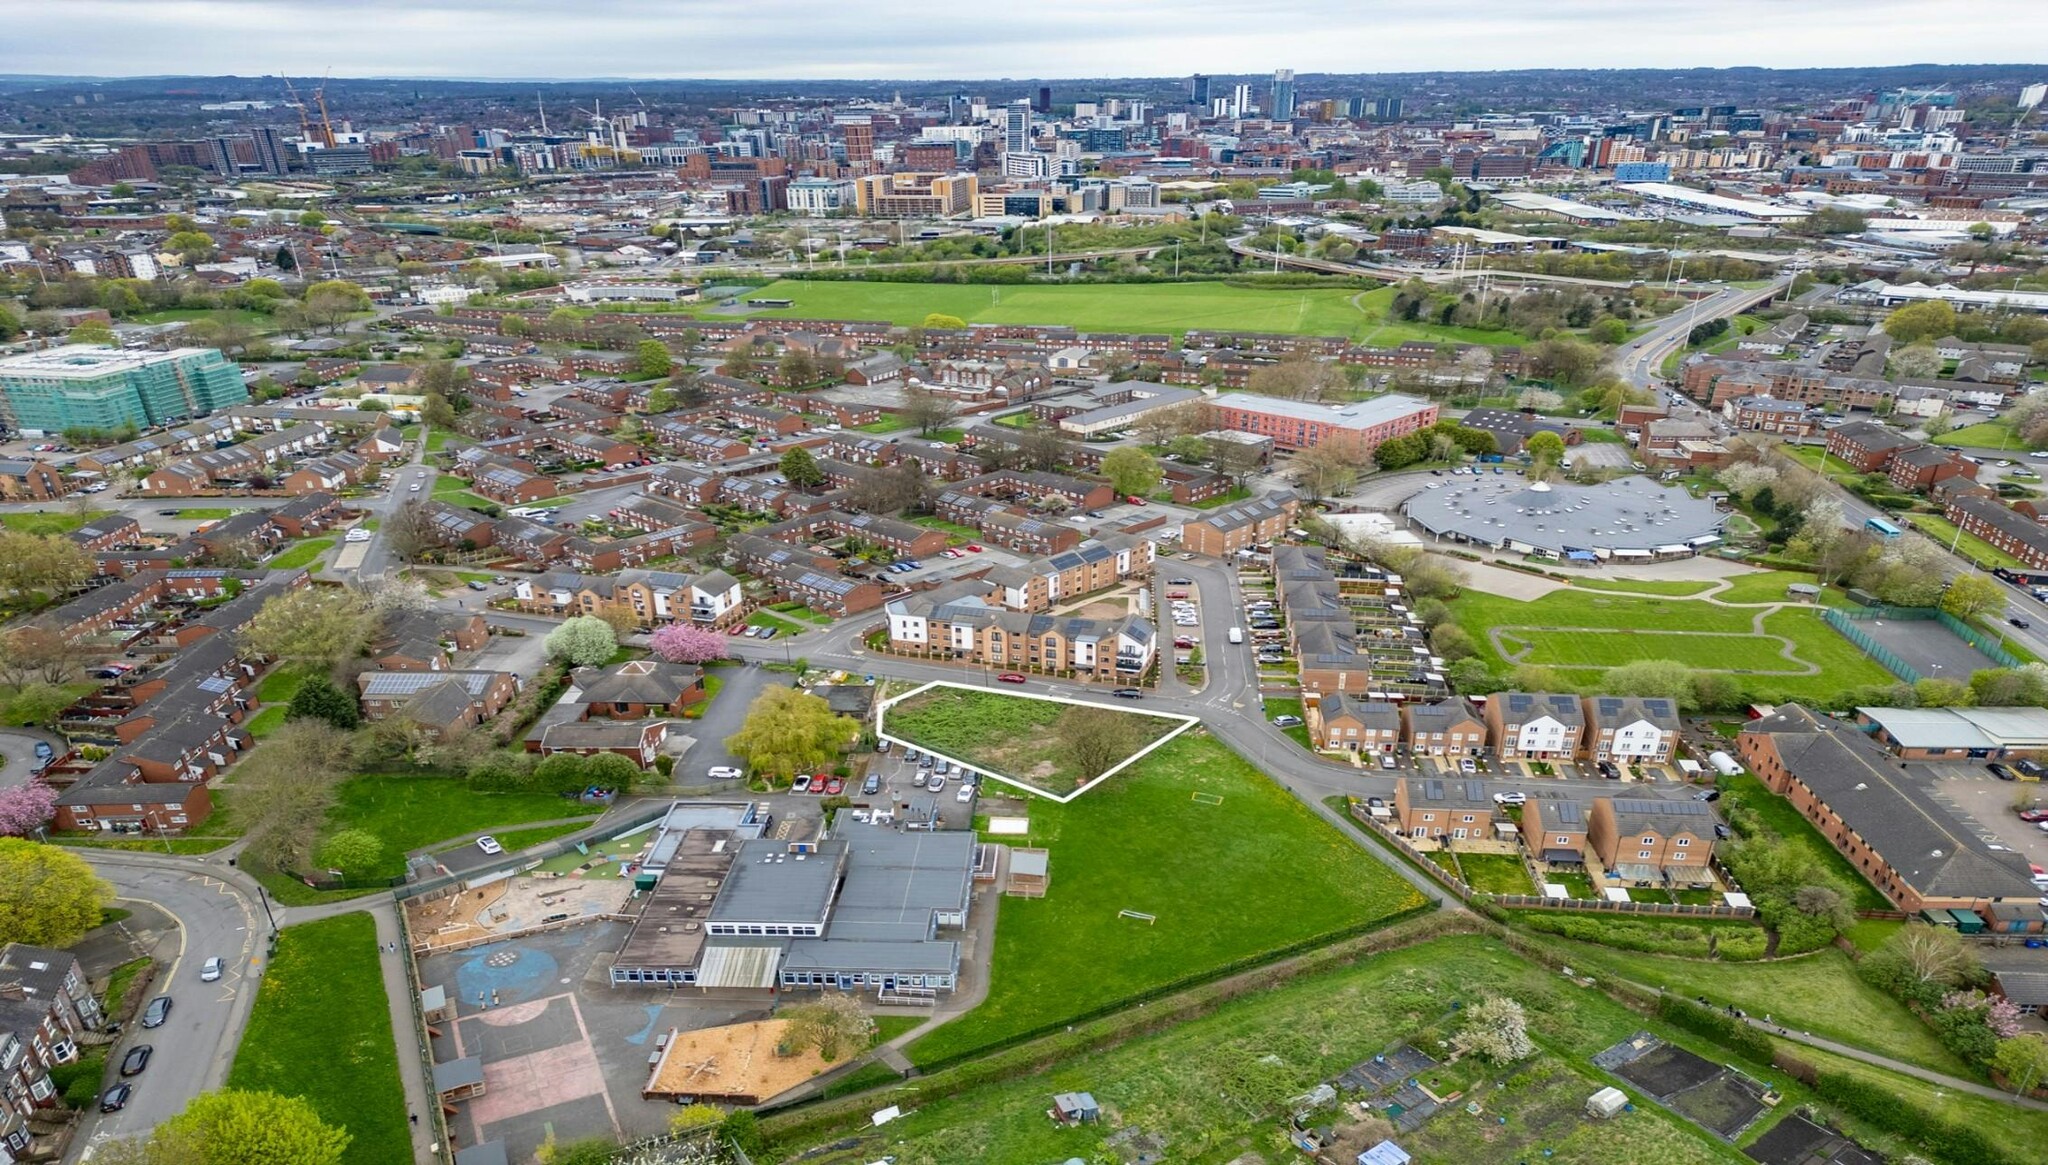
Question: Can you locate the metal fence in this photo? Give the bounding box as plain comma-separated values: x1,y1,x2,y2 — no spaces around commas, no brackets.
1824,603,2022,685
391,800,675,903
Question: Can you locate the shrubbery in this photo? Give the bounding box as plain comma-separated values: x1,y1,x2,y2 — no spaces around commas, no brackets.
1517,912,1768,960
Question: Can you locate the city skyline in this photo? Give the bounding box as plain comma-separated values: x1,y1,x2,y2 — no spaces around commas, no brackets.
3,0,2048,80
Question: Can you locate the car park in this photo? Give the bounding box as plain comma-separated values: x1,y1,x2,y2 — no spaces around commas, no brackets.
904,748,921,763
919,754,935,768
707,766,743,780
141,997,171,1029
120,1045,152,1077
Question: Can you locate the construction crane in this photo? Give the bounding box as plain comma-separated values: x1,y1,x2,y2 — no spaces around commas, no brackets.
279,76,313,144
536,90,549,135
312,68,337,148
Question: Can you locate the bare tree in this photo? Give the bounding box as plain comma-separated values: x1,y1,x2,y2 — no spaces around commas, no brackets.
381,500,440,564
1058,705,1141,787
900,386,957,436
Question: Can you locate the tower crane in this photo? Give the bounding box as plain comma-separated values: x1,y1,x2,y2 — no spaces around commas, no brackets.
280,76,313,144
312,68,337,148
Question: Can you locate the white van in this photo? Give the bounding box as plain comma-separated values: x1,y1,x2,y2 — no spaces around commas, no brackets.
1227,627,1244,645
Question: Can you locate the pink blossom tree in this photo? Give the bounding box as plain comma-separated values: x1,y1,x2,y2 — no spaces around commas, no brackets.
0,781,58,837
649,622,731,665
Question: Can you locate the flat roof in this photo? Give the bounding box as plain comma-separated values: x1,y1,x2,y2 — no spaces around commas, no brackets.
1210,391,1435,432
707,838,845,926
1404,476,1725,556
1618,182,1810,220
0,344,223,377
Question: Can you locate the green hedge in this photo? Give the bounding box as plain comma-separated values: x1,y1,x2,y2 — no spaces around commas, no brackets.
1814,1069,2029,1165
1518,912,1769,961
1653,995,1777,1068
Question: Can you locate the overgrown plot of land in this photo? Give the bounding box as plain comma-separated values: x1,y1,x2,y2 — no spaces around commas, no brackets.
905,732,1425,1066
883,686,1183,792
227,912,409,1165
319,775,599,879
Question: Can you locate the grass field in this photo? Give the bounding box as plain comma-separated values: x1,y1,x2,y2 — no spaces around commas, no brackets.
904,731,1424,1066
1535,940,1970,1077
1,510,110,535
787,934,1831,1165
1452,850,1536,895
1717,772,1890,913
1451,588,1894,702
1911,513,2029,570
728,279,1527,346
227,912,409,1165
1711,569,1834,606
1572,577,1720,596
268,538,334,570
884,686,1183,792
1934,420,2020,451
319,775,597,879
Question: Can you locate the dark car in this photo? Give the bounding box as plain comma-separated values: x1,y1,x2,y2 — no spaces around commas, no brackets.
2012,617,2033,629
1167,578,1193,586
1691,788,1721,802
101,1083,132,1113
1714,824,1732,840
120,1045,152,1077
467,580,488,591
141,996,171,1028
1989,762,2020,782
862,774,880,796
1111,688,1143,699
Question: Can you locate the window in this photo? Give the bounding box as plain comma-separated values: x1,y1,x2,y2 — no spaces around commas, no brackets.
1638,850,1652,860
1641,836,1655,845
1555,836,1570,846
1675,837,1689,847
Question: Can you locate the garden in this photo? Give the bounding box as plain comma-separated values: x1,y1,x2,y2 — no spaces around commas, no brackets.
903,731,1426,1067
227,912,410,1165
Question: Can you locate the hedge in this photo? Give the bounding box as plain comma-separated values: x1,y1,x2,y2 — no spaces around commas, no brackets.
1814,1069,2029,1165
1652,995,1777,1068
1518,912,1770,961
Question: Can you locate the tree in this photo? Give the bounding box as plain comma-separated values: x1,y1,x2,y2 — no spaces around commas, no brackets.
0,627,82,690
166,231,216,264
585,751,643,788
669,1103,726,1136
778,349,818,387
1373,433,1426,470
1429,624,1478,661
285,676,362,730
1445,657,1495,692
634,339,674,379
317,829,382,878
650,623,730,665
1587,317,1628,345
1057,705,1142,786
778,993,875,1062
1994,1033,2048,1097
151,1088,351,1165
236,721,352,871
1603,659,1700,709
1804,206,1869,235
534,753,589,795
0,781,57,837
68,319,116,346
1942,573,2005,621
1888,342,1944,381
1247,358,1347,401
1166,434,1211,463
544,616,617,667
1525,430,1566,476
1526,335,1606,388
1451,995,1533,1064
900,386,957,436
724,687,856,781
381,500,440,564
780,446,825,489
921,313,967,330
1913,676,1974,707
1971,665,2048,707
0,839,111,947
300,279,371,333
239,587,374,670
4,683,75,728
1293,441,1359,501
1883,300,1958,345
1886,921,1981,988
1100,447,1162,499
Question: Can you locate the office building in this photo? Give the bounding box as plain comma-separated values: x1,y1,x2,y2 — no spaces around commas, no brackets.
1271,69,1296,120
1004,99,1033,154
853,172,979,218
1036,86,1052,114
0,346,249,434
786,177,857,214
1190,74,1210,108
250,126,291,175
836,115,874,171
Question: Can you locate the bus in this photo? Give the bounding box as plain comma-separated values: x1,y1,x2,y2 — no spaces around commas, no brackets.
1865,517,1903,541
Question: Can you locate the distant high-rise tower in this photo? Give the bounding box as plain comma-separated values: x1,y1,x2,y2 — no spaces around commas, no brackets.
1231,84,1252,118
251,126,291,175
1190,74,1210,108
1005,99,1033,154
837,116,875,171
1271,69,1296,120
206,136,239,177
1035,86,1051,114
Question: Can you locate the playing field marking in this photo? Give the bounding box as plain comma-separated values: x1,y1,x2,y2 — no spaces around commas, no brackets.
1191,791,1225,805
1117,910,1157,924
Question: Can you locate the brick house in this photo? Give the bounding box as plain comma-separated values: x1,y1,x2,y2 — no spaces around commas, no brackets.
1826,421,1918,473
0,943,105,1145
1403,697,1488,758
1945,495,2048,570
1887,444,1978,493
534,720,668,766
0,459,69,501
1523,795,1592,866
1393,777,1495,841
1486,692,1585,760
472,462,560,505
1181,491,1298,557
355,670,521,736
573,659,706,718
1583,696,1681,763
282,452,369,494
1588,797,1718,886
1311,692,1401,753
1723,396,1817,437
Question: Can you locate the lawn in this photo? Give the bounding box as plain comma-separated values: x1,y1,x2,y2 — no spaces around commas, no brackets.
782,934,1790,1165
1453,850,1536,895
1712,569,1831,606
1934,420,2019,451
425,429,457,452
1,510,110,535
1571,577,1719,597
851,417,911,434
102,956,150,1017
883,686,1184,792
768,602,836,625
318,774,598,879
1188,484,1256,509
732,279,1529,346
1451,588,1894,703
1718,772,1889,912
745,610,806,635
0,681,95,726
228,912,409,1165
1537,941,1970,1078
1261,695,1312,747
243,705,288,738
268,538,335,570
903,731,1426,1066
174,507,238,520
1911,513,2028,570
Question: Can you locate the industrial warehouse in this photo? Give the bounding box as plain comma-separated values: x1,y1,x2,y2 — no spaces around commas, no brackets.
1401,477,1728,561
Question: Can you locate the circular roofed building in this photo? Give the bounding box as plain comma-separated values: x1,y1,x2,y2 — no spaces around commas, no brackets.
1401,475,1727,563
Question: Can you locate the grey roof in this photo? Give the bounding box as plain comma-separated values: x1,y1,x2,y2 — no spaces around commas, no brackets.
1590,695,1680,731
1318,692,1401,730
826,829,974,943
577,659,699,706
540,720,664,750
781,937,958,974
358,670,506,698
1408,697,1483,732
1606,797,1717,837
708,839,845,926
1746,705,2040,900
1403,777,1493,810
1499,692,1585,728
454,1142,511,1165
433,1056,486,1093
1404,476,1726,556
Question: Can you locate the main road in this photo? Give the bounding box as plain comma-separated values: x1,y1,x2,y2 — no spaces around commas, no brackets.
71,853,270,1162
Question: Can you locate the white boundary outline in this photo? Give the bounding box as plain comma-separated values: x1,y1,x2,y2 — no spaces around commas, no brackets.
874,680,1200,804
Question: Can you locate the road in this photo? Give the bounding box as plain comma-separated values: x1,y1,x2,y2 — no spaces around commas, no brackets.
1615,279,1790,393
71,854,270,1162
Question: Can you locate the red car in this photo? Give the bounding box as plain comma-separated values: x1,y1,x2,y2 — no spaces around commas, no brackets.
2021,809,2048,823
996,672,1027,684
726,624,748,635
824,777,844,795
964,544,983,552
1174,637,1195,648
1167,591,1189,599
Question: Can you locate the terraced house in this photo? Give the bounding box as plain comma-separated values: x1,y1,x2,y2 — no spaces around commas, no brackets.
1584,696,1681,763
1487,692,1586,761
1403,697,1488,758
884,585,1157,682
0,944,103,1159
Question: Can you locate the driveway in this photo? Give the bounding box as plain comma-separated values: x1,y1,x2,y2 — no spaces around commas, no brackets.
680,664,793,784
0,728,60,790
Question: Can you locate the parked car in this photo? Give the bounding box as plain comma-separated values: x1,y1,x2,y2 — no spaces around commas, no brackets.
101,1083,132,1113
1692,789,1721,802
1457,758,1477,773
491,576,510,586
957,782,975,803
876,739,891,753
476,835,503,855
1111,688,1143,699
1271,714,1304,728
200,957,225,982
120,1045,152,1077
862,774,881,796
1379,753,1398,770
706,766,743,780
824,777,843,796
2012,618,2033,629
2017,808,2048,823
140,997,171,1029
467,580,488,591
1168,578,1192,585
792,775,813,793
1492,790,1527,806
996,672,1027,683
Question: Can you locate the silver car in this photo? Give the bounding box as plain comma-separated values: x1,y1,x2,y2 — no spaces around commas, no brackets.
200,957,225,983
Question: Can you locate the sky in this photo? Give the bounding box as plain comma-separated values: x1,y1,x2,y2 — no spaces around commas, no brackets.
3,0,2046,79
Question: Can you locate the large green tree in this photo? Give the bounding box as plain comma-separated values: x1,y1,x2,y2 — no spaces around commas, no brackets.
239,588,374,671
634,339,674,379
779,446,826,489
0,839,112,947
544,616,617,667
1883,300,1958,344
724,687,856,781
144,1089,351,1165
1100,447,1162,499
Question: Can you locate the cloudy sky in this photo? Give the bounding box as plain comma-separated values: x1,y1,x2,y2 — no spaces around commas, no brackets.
3,0,2045,78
